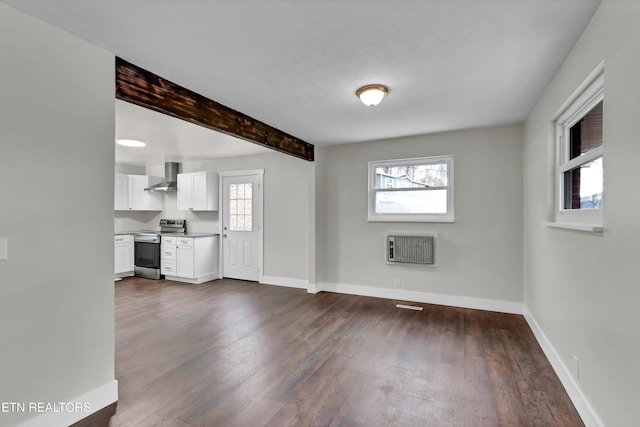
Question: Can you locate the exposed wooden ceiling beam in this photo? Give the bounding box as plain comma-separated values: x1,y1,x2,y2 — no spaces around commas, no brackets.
115,57,314,161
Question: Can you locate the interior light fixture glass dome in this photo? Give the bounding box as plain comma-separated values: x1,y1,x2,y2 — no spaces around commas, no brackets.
116,139,146,147
356,84,388,107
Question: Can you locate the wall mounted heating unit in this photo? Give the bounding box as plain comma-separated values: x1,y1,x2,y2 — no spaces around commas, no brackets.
387,233,437,266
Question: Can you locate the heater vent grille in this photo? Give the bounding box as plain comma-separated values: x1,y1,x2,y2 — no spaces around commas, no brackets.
387,234,436,265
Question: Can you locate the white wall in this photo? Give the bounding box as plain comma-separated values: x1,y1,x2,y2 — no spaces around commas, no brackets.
115,164,145,175
523,1,640,425
117,152,313,283
146,163,221,235
315,124,523,308
113,164,157,234
114,150,312,284
113,165,216,234
189,153,313,283
0,4,117,427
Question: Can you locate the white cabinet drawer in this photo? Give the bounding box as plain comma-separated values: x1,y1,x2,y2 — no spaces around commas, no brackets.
162,236,176,245
114,234,132,244
177,237,193,247
161,246,177,260
161,260,176,275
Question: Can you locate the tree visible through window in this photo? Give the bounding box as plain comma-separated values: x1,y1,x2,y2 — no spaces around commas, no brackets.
368,156,454,222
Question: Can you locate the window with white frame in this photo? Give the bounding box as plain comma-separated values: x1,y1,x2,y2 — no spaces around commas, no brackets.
368,155,454,222
555,71,604,226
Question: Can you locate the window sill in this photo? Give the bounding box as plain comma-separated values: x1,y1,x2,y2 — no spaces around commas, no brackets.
543,221,603,233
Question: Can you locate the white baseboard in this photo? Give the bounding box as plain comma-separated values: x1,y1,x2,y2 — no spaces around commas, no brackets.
523,307,603,427
16,379,118,427
316,282,522,314
114,271,133,279
260,275,309,290
165,271,219,284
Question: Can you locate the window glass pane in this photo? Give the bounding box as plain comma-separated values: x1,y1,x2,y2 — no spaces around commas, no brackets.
229,181,255,231
569,101,603,160
375,163,447,189
563,156,603,210
375,189,447,214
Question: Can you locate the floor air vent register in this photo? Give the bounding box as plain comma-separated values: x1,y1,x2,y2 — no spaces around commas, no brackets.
387,234,437,265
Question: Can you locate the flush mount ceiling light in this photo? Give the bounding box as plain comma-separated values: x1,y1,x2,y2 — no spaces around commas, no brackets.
356,84,388,107
116,139,146,147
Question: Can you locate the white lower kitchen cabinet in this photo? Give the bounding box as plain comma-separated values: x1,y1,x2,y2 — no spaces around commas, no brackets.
160,236,177,276
114,234,134,278
161,235,219,284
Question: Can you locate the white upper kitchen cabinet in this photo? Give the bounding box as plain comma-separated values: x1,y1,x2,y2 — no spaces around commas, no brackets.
115,174,164,211
177,171,219,211
114,173,129,210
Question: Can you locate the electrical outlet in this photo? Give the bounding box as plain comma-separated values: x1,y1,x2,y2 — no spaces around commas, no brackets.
394,278,401,288
573,355,580,379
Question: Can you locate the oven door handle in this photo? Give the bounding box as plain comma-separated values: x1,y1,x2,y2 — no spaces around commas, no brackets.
134,237,161,243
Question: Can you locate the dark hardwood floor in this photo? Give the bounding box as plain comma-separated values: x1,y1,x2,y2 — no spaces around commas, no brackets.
91,277,582,426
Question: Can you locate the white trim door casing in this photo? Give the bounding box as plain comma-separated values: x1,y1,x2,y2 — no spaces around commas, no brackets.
220,170,264,282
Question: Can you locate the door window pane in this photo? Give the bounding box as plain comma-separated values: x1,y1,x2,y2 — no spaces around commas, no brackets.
229,182,253,231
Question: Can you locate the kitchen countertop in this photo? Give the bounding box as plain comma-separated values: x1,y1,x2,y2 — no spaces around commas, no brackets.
115,231,220,237
166,233,220,238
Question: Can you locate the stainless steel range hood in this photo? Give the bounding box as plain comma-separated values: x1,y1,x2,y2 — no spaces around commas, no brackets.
145,162,180,192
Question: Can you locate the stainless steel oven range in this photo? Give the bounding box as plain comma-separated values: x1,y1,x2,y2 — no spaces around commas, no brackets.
134,219,186,279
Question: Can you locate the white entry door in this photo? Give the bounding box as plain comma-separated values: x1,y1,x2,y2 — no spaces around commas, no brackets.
221,171,263,281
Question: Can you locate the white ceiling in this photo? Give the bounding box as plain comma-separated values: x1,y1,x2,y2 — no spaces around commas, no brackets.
4,0,601,162
115,100,272,166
